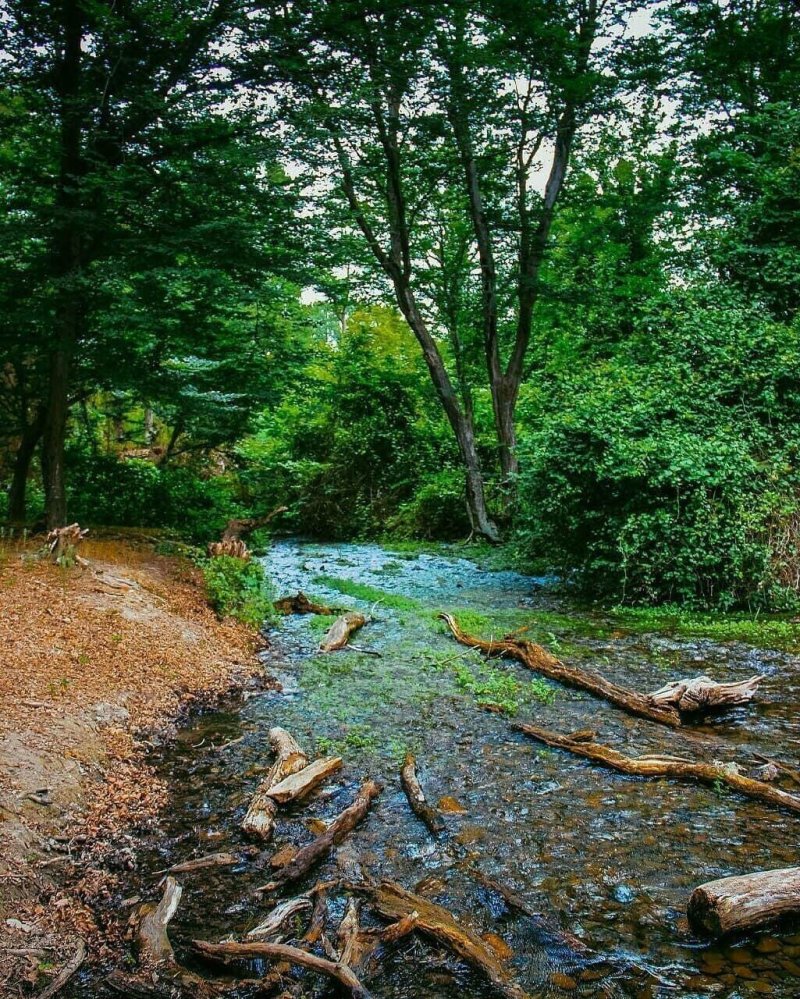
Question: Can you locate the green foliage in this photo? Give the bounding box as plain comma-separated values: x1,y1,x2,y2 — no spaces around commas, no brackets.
611,605,800,652
202,556,275,628
516,287,800,608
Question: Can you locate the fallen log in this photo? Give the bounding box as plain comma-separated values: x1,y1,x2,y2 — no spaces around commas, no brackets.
400,752,445,835
266,756,343,804
257,780,382,893
347,880,529,999
192,940,373,999
513,723,800,815
220,506,288,542
439,613,681,728
158,851,237,875
274,591,335,616
687,867,800,937
242,728,309,840
320,612,367,653
136,877,182,965
247,895,313,940
648,675,762,713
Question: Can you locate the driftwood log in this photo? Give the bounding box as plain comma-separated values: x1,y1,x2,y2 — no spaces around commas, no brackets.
400,753,445,835
247,896,314,940
266,756,343,804
688,867,800,937
159,851,237,875
242,728,309,840
136,877,183,965
514,723,800,815
348,880,529,999
440,613,681,728
320,612,367,653
257,780,382,893
648,675,763,713
192,939,372,999
274,591,334,615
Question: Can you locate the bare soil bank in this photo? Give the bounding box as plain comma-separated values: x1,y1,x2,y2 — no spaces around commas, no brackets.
0,535,268,995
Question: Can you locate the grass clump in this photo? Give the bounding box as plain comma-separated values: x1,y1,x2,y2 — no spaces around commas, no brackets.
203,556,276,628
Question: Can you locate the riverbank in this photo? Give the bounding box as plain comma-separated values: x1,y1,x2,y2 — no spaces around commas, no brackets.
0,535,268,996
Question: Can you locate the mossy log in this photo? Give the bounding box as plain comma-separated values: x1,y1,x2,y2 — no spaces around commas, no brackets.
688,867,800,937
513,722,800,815
320,612,367,653
242,728,309,840
440,613,681,728
347,880,530,999
257,779,382,893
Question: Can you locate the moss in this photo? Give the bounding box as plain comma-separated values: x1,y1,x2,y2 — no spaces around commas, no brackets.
312,575,424,613
610,605,800,651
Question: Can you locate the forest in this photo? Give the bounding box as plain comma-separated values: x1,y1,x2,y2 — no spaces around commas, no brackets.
3,3,800,999
2,0,799,609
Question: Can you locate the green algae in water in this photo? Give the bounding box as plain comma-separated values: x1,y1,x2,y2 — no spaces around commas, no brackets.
312,574,425,613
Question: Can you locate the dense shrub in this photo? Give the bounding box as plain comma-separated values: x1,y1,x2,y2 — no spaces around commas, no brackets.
65,449,240,542
515,290,800,608
202,555,275,627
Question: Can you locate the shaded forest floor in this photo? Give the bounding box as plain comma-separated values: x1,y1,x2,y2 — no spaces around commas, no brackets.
0,536,267,996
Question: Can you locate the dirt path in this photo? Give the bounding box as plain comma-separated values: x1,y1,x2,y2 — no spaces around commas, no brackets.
0,535,268,996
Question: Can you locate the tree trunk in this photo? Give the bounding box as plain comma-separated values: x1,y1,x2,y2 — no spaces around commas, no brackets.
42,346,71,529
7,409,44,522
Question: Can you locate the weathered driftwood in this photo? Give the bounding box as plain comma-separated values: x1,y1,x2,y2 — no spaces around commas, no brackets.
242,728,309,840
257,780,382,893
35,938,86,999
247,895,313,940
439,613,681,728
648,674,762,713
514,723,800,815
136,877,183,965
688,867,800,937
334,897,419,976
192,939,373,998
274,591,335,616
47,523,89,564
348,880,529,999
400,752,445,835
267,756,343,804
158,851,237,875
320,612,367,653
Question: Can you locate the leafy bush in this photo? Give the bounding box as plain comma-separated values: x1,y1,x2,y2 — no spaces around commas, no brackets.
515,289,800,609
202,556,275,627
388,468,472,540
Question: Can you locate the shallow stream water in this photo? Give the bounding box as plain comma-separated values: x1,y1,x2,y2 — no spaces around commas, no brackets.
72,540,800,997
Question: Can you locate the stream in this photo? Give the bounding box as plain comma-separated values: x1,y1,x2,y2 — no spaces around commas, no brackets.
73,540,800,998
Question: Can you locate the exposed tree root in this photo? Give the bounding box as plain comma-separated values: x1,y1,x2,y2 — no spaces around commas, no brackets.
347,880,531,999
320,612,367,652
439,613,682,727
192,940,373,999
242,728,309,841
158,851,237,875
400,752,445,835
513,722,800,815
688,867,800,937
257,780,382,893
35,938,86,999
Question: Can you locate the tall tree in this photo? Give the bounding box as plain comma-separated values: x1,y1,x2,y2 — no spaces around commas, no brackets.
0,0,253,526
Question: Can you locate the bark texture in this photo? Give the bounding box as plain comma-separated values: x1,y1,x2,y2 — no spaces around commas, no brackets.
687,867,800,937
242,728,309,840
